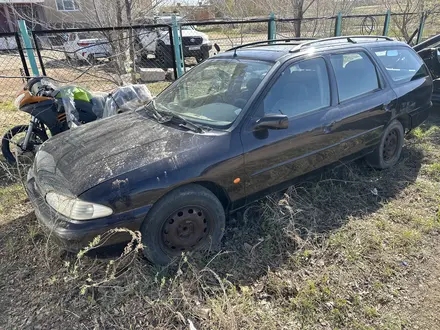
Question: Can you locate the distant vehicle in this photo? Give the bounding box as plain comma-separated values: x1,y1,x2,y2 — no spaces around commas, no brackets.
63,31,112,64
414,34,440,105
136,16,212,68
27,36,433,265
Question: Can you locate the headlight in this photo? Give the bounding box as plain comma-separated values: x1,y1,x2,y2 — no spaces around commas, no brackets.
46,192,113,220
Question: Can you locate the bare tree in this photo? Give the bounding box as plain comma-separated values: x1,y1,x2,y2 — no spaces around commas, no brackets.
381,0,440,42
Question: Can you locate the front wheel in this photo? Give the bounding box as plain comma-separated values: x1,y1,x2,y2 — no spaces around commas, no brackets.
155,46,173,69
365,120,404,169
141,184,225,265
1,125,47,164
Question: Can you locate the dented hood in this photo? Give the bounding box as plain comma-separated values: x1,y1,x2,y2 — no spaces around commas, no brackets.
34,110,216,196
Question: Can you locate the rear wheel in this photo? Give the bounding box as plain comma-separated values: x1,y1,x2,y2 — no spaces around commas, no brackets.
366,120,404,169
141,184,225,265
1,125,47,164
87,54,97,65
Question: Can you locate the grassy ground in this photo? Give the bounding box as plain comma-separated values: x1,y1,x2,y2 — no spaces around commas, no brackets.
1,113,440,329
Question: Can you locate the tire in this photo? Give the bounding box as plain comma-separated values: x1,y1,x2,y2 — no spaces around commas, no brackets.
141,184,225,265
197,49,210,64
365,120,404,169
1,125,47,164
87,54,97,65
155,46,173,69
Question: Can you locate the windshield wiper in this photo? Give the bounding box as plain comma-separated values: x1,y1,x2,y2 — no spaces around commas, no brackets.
157,110,204,133
147,102,204,133
145,101,165,122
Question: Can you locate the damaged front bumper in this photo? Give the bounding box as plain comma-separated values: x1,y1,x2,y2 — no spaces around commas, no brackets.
26,170,150,252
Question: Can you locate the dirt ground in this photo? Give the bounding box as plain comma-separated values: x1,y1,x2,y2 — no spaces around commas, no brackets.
1,113,440,329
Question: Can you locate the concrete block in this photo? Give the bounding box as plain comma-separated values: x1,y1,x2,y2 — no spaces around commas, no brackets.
139,68,166,82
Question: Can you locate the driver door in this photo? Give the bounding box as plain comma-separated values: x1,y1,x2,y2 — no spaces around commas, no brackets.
241,57,340,200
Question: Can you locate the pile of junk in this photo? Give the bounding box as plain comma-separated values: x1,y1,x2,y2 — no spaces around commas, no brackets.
1,77,153,164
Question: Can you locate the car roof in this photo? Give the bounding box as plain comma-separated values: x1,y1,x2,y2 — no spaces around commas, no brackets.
214,37,411,63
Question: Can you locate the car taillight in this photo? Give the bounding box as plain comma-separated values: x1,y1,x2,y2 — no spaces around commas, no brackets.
77,42,91,47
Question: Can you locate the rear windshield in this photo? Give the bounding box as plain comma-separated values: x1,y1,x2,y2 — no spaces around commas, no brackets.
374,47,429,83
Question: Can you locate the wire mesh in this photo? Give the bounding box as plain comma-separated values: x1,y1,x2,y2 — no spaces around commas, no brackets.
388,13,421,42
276,17,336,39
32,26,176,96
340,15,386,37
422,13,440,42
0,33,30,140
193,21,269,53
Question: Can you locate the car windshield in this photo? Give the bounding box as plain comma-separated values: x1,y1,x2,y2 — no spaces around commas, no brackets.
153,59,273,128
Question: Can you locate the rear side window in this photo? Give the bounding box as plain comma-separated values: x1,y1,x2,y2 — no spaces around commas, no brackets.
330,52,380,102
374,48,429,83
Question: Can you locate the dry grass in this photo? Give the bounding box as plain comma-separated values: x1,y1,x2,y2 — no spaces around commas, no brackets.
1,113,440,329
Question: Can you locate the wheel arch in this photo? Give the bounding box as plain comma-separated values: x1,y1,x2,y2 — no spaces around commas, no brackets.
394,113,411,132
192,181,231,211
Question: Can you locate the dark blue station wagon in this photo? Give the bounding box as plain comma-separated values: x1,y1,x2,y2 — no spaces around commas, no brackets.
27,36,433,265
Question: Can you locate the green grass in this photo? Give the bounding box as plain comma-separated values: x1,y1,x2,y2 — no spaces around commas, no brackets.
0,183,26,215
146,81,171,96
2,115,440,328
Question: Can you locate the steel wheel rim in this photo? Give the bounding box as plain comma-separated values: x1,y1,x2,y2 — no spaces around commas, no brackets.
161,206,211,253
383,129,399,162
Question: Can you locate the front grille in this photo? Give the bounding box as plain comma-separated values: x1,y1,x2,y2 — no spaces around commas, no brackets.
182,37,203,46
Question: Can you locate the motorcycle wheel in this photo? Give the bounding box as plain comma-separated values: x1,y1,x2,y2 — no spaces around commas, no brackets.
1,125,47,164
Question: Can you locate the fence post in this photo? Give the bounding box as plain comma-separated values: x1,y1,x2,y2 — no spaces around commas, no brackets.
383,9,391,36
268,12,276,41
32,32,46,76
14,33,30,78
334,12,342,37
171,15,184,78
416,12,426,44
18,20,39,76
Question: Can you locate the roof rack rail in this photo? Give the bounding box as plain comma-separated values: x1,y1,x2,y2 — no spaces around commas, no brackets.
227,38,315,52
290,35,393,52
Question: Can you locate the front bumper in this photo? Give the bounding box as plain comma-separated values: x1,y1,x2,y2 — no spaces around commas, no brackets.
162,43,212,58
26,173,150,252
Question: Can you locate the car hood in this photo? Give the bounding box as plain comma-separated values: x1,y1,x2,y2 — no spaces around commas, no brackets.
34,110,217,196
180,29,209,40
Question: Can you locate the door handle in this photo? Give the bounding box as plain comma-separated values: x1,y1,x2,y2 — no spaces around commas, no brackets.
324,121,336,134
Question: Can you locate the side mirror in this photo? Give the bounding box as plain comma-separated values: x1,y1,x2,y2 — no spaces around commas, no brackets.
214,43,221,52
255,114,288,130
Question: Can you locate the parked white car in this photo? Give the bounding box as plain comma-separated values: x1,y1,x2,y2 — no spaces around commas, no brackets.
64,32,112,64
136,16,212,68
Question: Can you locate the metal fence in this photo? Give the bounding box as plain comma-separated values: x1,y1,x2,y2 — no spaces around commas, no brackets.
0,10,439,149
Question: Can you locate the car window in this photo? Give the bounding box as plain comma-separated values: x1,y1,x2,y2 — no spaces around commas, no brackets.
263,57,330,117
374,47,429,83
330,52,380,102
68,33,76,41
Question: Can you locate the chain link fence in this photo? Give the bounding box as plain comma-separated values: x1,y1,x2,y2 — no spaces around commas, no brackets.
0,32,31,142
1,12,439,165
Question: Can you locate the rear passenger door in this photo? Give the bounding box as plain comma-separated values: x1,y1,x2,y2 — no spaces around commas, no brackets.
373,47,432,128
328,50,399,158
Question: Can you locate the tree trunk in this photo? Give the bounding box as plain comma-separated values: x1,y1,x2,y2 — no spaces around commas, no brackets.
115,0,126,84
293,0,304,38
125,0,137,84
